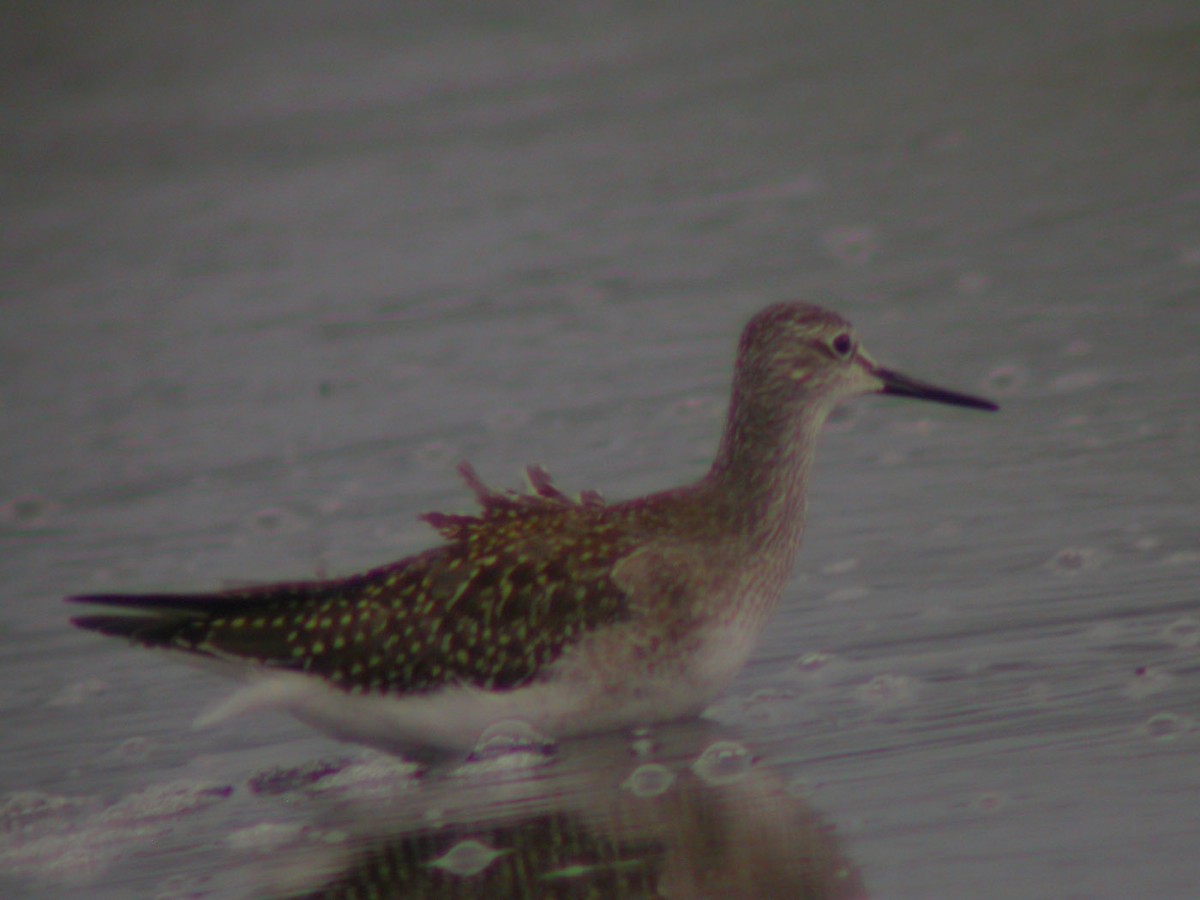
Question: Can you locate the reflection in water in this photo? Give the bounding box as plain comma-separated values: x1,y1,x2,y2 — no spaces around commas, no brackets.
260,728,865,899
0,725,864,896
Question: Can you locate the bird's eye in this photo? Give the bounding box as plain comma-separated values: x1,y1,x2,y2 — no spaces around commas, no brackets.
831,333,854,357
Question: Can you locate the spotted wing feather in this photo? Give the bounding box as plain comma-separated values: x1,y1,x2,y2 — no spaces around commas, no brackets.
69,465,632,695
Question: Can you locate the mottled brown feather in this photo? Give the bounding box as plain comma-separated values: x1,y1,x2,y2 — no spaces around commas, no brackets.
69,465,639,695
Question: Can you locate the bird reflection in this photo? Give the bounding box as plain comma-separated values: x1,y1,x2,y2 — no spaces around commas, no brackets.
256,725,866,899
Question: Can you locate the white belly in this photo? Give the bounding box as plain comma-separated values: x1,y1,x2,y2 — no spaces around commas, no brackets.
193,619,762,759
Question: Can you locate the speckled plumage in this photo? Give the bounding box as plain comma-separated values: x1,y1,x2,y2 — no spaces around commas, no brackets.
76,465,642,695
69,303,997,755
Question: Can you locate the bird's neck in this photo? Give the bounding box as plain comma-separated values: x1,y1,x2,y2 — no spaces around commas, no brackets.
702,385,831,572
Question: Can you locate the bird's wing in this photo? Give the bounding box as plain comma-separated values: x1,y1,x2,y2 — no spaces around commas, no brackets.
68,464,636,695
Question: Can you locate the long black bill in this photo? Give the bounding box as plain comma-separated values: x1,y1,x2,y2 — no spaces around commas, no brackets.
876,367,999,411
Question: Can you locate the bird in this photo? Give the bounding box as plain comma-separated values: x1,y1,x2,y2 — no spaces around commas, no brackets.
68,302,997,760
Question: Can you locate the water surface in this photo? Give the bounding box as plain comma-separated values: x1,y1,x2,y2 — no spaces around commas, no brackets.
3,2,1199,896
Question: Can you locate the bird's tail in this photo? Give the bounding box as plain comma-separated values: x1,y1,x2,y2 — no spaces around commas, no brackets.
66,582,336,661
68,592,244,649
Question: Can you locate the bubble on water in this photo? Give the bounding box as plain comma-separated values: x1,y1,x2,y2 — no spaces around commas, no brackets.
821,226,879,266
1024,682,1054,707
792,651,833,674
1160,617,1200,649
457,720,555,774
471,719,553,758
628,727,657,758
412,441,459,468
825,586,870,603
920,602,957,622
109,736,157,762
154,873,218,899
96,782,232,826
738,172,824,201
542,282,604,314
928,129,967,151
226,821,305,852
971,791,1008,814
299,755,419,799
670,396,723,420
0,790,101,835
316,496,347,516
982,364,1027,397
483,407,531,432
1122,666,1175,701
955,271,990,294
1139,712,1192,741
47,678,108,708
788,651,847,687
1063,338,1092,357
622,763,676,798
248,758,354,796
741,687,798,726
1130,535,1160,552
1051,370,1102,393
699,696,744,725
691,740,753,786
1081,621,1126,650
855,674,920,709
1047,546,1105,575
894,417,937,437
0,783,240,883
785,776,814,798
821,558,859,576
0,494,58,528
426,839,508,877
823,404,862,434
247,507,302,533
738,703,781,727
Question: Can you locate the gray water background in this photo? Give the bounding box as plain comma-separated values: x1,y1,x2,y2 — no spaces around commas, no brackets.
3,1,1199,896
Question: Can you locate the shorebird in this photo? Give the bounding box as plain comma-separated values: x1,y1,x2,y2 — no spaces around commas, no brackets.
69,303,997,759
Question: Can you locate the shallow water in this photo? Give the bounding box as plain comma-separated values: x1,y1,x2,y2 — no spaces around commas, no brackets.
3,1,1199,897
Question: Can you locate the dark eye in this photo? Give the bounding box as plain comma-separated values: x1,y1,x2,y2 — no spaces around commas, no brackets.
831,333,854,357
